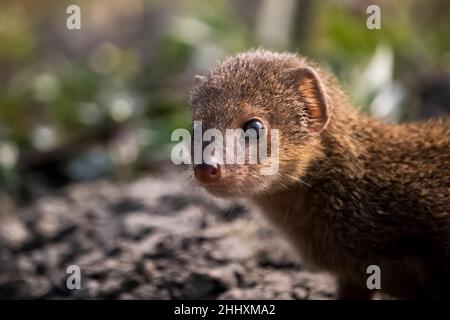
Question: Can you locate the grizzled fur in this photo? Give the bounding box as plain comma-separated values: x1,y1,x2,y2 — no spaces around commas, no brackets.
189,49,450,299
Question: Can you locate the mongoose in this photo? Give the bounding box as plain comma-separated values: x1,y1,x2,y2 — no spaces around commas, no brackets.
189,49,450,299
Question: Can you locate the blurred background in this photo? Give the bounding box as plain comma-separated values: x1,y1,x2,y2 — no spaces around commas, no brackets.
0,0,449,205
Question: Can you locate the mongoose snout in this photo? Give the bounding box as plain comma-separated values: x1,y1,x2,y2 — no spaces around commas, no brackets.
194,163,221,183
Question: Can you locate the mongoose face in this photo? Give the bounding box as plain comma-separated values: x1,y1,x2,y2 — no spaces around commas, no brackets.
190,50,450,300
189,50,330,197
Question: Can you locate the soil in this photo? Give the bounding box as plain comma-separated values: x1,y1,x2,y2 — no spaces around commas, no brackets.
0,174,336,299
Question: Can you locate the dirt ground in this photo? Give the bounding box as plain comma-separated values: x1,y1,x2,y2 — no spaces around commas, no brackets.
0,174,336,299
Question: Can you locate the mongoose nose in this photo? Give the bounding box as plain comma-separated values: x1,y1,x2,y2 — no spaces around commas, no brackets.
194,164,221,183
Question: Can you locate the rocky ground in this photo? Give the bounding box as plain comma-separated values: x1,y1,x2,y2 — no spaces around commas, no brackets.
0,174,335,299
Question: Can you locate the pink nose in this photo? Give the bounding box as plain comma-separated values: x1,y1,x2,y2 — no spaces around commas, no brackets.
194,164,221,183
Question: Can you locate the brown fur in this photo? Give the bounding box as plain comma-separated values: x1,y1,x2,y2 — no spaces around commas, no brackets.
189,49,450,299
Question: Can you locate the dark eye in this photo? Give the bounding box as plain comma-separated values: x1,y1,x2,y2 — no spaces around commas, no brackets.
243,119,264,139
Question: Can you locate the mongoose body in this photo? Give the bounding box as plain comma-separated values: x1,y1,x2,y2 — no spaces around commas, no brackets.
189,50,450,299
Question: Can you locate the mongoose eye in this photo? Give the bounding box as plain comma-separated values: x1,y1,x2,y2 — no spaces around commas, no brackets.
243,119,264,139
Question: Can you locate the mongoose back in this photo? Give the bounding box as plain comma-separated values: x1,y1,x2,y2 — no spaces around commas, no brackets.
189,49,450,299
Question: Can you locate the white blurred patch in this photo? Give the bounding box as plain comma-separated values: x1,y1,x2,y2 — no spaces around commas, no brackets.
171,17,211,46
192,43,225,72
355,45,393,97
31,126,59,151
352,45,405,122
0,142,19,168
370,83,404,122
108,94,135,122
31,73,59,103
256,0,297,48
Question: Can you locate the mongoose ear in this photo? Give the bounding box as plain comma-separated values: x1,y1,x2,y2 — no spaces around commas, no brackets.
284,67,330,133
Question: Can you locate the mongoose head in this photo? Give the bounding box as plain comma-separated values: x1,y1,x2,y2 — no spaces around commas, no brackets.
189,50,330,198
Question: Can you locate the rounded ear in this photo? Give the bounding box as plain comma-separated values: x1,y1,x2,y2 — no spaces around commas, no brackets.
282,67,330,133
